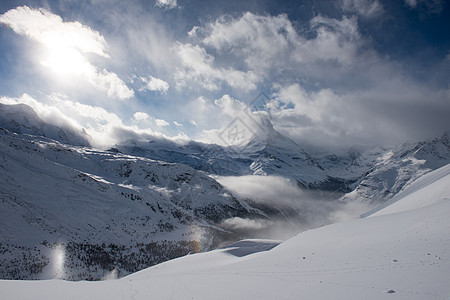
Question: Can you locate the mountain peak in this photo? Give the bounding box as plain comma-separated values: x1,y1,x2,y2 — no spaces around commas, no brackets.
244,115,298,151
0,102,90,146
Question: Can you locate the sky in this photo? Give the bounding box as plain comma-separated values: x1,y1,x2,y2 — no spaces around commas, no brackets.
0,0,449,151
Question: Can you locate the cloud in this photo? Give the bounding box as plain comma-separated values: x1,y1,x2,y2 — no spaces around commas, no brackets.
134,75,169,94
155,119,170,127
195,12,361,70
88,69,134,99
5,93,126,146
179,12,371,146
404,0,445,13
269,80,450,150
179,11,449,150
0,93,84,135
0,6,108,57
1,4,447,151
214,95,247,118
0,93,188,147
187,94,265,146
216,175,305,207
405,0,418,6
341,0,383,18
173,121,183,127
216,174,372,238
145,76,169,94
220,217,273,231
155,0,178,10
173,12,365,103
199,13,297,71
0,6,134,99
119,10,177,73
175,43,259,91
296,15,361,64
133,112,150,121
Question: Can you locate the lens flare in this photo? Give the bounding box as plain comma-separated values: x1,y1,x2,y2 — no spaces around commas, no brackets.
53,243,65,279
189,226,213,253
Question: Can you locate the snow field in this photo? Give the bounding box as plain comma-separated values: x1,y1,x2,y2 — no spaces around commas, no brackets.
2,163,449,299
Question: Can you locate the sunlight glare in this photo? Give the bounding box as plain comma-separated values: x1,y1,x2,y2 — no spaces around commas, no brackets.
41,44,89,76
39,32,93,77
53,243,65,279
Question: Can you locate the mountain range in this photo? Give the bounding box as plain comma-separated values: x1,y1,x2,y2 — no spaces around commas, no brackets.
0,102,449,280
2,159,450,299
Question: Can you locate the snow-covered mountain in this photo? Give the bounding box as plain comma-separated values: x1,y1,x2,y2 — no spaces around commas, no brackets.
116,119,450,204
1,102,449,282
0,103,90,146
340,132,450,204
0,128,269,280
2,163,449,299
115,117,350,193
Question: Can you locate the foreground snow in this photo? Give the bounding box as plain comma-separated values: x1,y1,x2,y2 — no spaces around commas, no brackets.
2,164,450,299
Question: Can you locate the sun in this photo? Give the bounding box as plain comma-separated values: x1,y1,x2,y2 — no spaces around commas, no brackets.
41,43,90,76
39,31,94,77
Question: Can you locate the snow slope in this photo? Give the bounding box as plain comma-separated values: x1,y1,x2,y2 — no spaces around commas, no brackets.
340,132,450,204
363,163,450,217
0,103,90,146
0,128,265,280
2,163,449,299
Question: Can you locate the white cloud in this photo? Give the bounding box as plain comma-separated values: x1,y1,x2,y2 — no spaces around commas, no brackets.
2,5,446,151
201,13,297,71
155,119,170,127
173,121,183,126
0,6,134,100
155,0,178,10
216,175,362,237
268,79,450,150
193,94,275,147
0,6,108,57
0,93,119,146
220,217,272,231
0,93,84,134
0,93,180,147
214,95,247,118
185,94,257,146
196,12,361,72
174,12,364,96
341,0,383,17
133,112,150,121
134,75,169,94
182,11,448,149
134,112,174,131
217,175,304,207
175,43,259,91
87,69,134,99
121,12,177,73
295,15,361,64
